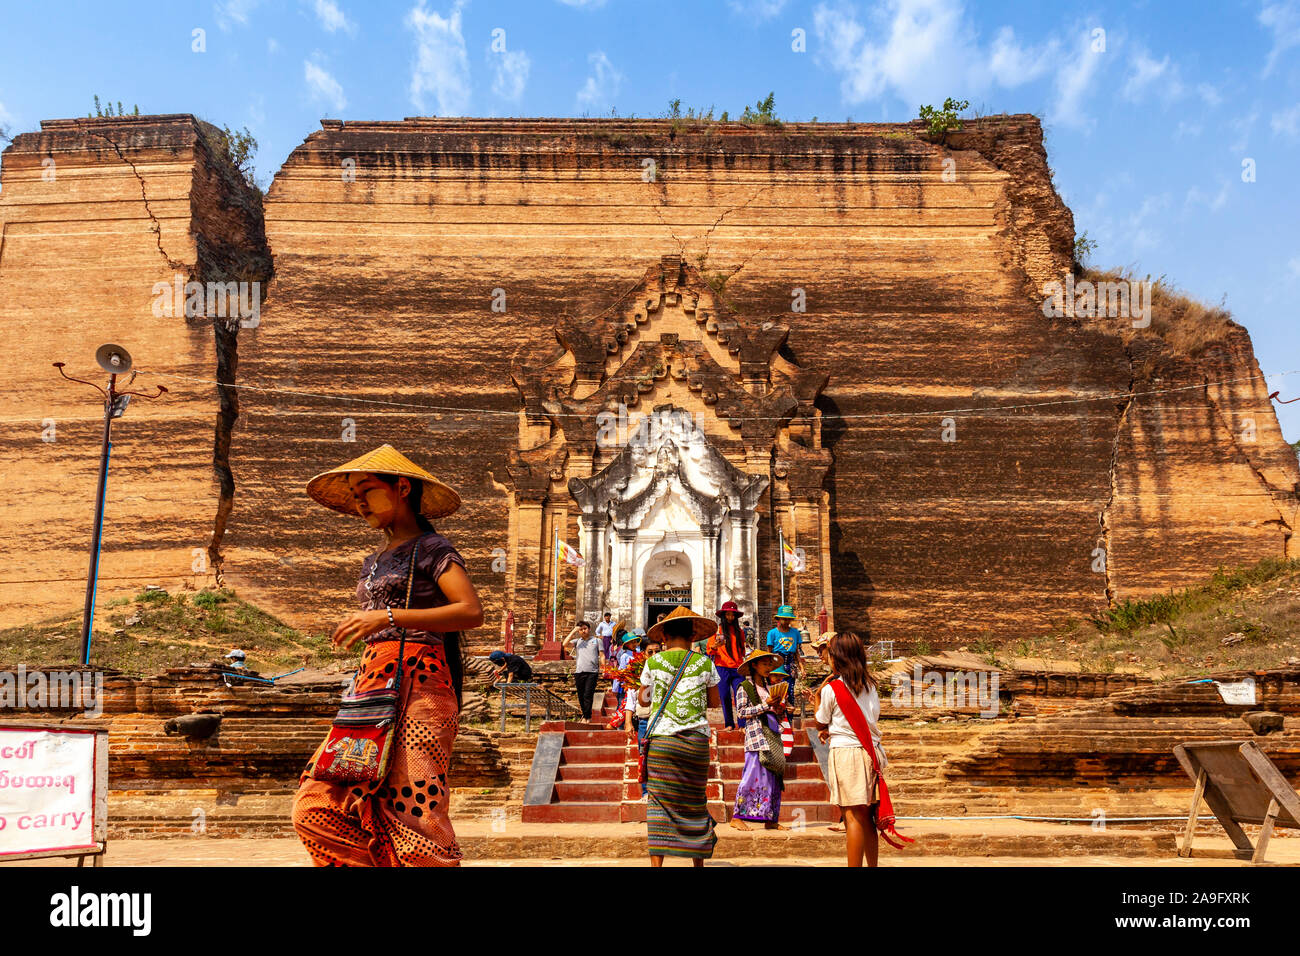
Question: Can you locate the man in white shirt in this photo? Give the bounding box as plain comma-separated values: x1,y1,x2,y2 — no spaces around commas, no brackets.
594,611,616,660
563,621,601,720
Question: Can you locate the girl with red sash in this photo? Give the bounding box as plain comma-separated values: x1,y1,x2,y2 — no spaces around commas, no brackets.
813,631,911,866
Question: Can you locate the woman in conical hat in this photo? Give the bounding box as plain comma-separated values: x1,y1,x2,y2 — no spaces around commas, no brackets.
291,444,483,867
638,606,721,865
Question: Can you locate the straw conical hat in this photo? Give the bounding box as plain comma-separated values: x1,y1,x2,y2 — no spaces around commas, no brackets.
306,444,461,520
737,649,782,676
647,605,718,643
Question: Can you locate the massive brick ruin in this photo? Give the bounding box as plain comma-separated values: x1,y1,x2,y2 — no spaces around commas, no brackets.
1,113,1295,650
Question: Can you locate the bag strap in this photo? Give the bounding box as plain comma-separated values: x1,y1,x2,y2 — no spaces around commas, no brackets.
646,650,693,739
830,677,913,848
388,538,420,695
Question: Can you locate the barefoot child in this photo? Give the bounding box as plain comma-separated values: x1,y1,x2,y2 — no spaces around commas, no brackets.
729,650,789,831
814,631,911,866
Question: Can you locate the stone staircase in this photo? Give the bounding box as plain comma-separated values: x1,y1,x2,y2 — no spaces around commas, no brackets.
522,691,839,824
520,726,631,823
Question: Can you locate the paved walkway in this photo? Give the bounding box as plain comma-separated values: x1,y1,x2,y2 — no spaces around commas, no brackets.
9,820,1296,866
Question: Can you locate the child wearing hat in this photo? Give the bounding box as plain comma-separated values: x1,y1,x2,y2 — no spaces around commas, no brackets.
766,605,804,708
729,650,789,830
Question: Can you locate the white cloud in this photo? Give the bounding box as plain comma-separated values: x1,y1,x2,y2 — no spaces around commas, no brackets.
577,51,622,109
1184,179,1231,213
727,0,789,18
313,0,356,33
1121,48,1184,102
215,0,261,31
1271,102,1300,136
305,59,347,111
267,37,280,53
557,0,608,7
406,1,471,116
1259,0,1300,75
0,99,13,127
987,26,1056,86
1289,255,1300,279
490,48,531,101
1197,82,1222,107
1049,26,1107,129
812,1,1056,111
1122,193,1171,252
1229,108,1260,153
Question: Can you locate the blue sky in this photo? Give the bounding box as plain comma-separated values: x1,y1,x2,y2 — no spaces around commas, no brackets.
2,0,1298,438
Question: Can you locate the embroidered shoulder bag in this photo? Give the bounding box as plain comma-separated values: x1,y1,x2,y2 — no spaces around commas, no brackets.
309,539,419,785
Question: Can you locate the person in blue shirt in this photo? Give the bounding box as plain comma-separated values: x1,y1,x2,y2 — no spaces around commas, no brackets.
488,650,532,684
765,605,804,703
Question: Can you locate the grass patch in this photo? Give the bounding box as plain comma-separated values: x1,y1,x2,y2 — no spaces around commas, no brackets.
1092,558,1296,633
1014,557,1300,678
1080,266,1235,356
0,587,344,676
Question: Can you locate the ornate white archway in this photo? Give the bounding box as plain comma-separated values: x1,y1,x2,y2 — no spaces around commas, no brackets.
505,255,835,641
570,412,766,629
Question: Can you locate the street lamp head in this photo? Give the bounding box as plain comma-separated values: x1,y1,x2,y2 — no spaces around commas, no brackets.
95,343,133,374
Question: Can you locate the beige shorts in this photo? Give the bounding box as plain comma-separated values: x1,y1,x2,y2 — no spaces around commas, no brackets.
827,746,878,807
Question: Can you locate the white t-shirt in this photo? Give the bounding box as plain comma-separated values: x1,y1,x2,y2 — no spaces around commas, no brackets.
815,680,888,768
595,620,615,639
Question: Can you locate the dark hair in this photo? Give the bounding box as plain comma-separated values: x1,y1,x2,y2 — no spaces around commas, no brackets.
663,618,693,640
373,473,465,708
579,620,590,630
828,631,875,695
373,474,436,534
718,615,744,660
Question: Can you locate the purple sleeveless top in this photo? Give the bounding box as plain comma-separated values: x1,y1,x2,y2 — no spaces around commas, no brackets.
356,531,467,645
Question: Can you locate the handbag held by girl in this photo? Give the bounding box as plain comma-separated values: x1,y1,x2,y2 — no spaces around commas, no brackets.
309,540,419,785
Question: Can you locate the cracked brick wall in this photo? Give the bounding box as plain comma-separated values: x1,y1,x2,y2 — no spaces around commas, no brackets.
0,114,1294,648
0,115,269,626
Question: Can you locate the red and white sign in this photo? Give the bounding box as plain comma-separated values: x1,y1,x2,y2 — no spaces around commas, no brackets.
0,726,100,857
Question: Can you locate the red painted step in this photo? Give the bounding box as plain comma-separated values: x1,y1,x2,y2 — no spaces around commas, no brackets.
556,764,623,781
522,803,622,823
554,781,624,802
722,779,829,801
561,729,629,746
716,761,827,781
559,746,626,764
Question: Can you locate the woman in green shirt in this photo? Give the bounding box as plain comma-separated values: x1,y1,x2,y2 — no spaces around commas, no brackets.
638,606,722,866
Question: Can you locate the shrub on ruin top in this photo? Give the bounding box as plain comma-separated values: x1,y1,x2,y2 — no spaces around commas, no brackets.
918,97,969,142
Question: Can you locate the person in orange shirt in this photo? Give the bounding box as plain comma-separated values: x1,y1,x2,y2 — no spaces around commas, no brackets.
709,601,748,729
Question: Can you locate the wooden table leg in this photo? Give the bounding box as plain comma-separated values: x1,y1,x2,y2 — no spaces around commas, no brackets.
1179,768,1206,858
1252,798,1279,866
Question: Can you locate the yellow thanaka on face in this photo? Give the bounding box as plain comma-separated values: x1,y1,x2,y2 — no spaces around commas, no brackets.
347,472,410,530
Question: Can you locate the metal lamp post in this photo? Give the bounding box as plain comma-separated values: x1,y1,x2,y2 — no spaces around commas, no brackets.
55,344,167,666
